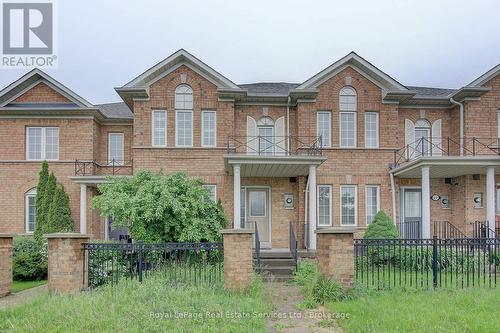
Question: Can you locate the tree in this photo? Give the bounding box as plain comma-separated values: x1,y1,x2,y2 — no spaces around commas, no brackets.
46,184,74,233
34,161,49,241
92,171,227,243
364,210,398,239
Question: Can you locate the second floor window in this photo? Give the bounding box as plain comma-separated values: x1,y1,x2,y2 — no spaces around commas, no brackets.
108,133,124,165
339,86,357,148
202,111,216,147
152,110,167,147
175,84,193,147
317,111,331,147
365,112,379,148
26,127,59,160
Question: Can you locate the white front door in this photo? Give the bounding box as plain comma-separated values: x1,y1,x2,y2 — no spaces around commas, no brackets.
246,188,271,248
401,188,422,238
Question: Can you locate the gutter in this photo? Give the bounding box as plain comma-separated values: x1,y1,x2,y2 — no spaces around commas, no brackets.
449,97,464,156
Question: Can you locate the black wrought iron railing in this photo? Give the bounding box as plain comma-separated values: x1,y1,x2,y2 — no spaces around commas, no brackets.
226,136,323,156
75,159,133,176
83,241,223,289
473,221,498,239
254,224,261,268
393,137,500,167
355,237,499,290
289,221,298,269
433,221,467,239
397,219,422,239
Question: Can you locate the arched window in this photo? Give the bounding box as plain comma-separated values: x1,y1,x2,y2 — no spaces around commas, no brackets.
175,84,193,147
25,188,37,233
415,119,431,156
339,86,357,111
339,86,357,147
257,117,274,155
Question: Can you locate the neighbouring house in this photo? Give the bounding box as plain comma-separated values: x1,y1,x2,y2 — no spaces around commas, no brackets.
0,49,499,250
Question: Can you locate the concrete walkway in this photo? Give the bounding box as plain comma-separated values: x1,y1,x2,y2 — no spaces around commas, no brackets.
0,285,47,310
263,282,343,333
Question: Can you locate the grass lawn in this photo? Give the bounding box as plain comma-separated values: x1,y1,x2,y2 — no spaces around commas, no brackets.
0,275,270,333
328,287,500,333
11,280,47,293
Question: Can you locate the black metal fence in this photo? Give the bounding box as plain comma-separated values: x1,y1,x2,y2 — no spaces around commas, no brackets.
83,242,223,289
355,237,499,290
397,220,421,239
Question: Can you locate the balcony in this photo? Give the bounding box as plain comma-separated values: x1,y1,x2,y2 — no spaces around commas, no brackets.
226,135,323,156
393,137,500,167
224,136,325,177
74,159,133,176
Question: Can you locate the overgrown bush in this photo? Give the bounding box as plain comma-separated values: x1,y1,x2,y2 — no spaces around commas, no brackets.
12,237,47,281
364,210,398,239
92,171,227,243
312,276,344,303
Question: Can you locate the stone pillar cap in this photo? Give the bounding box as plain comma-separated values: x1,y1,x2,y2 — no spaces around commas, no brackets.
220,228,254,234
315,226,357,234
44,233,90,239
0,233,16,238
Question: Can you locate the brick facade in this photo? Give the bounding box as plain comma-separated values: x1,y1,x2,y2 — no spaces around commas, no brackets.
221,229,254,291
0,51,499,248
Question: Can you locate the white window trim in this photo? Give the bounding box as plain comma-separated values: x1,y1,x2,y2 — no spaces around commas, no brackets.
201,110,217,148
340,185,358,226
202,184,217,202
317,111,332,148
151,110,167,147
365,185,380,225
317,185,332,227
25,189,37,233
108,133,124,165
364,112,379,148
175,110,194,147
339,112,357,148
26,126,59,161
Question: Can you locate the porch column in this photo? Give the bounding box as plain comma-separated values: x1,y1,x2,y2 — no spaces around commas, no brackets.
79,184,87,234
309,165,317,250
233,164,241,229
486,166,496,233
421,166,431,238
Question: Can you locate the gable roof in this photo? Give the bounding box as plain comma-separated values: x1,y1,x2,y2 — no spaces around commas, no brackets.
238,82,300,96
296,51,408,91
467,63,500,87
0,68,93,107
122,49,241,90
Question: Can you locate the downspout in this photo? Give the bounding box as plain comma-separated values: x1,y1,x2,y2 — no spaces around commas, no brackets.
450,97,464,156
390,172,397,224
287,96,291,154
304,176,310,249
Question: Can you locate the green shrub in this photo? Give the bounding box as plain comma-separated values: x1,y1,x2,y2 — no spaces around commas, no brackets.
12,237,47,281
46,184,74,233
364,210,398,239
312,276,344,304
293,260,318,286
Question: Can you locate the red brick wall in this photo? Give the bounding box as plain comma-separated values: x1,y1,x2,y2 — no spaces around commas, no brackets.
13,82,71,104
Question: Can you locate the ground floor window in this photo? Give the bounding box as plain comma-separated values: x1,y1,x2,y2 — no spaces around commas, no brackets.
202,184,217,202
365,185,380,225
317,185,332,226
25,189,37,233
341,185,357,225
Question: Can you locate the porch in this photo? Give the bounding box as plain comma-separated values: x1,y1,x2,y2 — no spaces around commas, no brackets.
224,135,326,251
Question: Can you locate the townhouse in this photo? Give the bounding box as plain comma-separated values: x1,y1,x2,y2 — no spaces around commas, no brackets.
0,49,499,250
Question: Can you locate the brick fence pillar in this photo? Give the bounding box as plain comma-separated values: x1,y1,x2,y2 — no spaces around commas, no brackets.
220,229,254,291
316,227,356,289
45,233,89,294
0,234,14,297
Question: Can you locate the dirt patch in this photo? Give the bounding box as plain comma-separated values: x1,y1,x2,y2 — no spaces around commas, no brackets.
263,282,343,333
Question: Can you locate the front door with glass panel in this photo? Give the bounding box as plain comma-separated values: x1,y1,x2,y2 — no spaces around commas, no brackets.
402,188,422,238
246,188,271,248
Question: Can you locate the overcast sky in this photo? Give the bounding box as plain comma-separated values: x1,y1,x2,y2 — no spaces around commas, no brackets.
1,0,499,104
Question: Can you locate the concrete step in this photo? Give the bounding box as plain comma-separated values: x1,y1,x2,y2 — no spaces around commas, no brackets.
256,265,295,275
254,251,293,259
256,258,295,266
261,274,294,282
